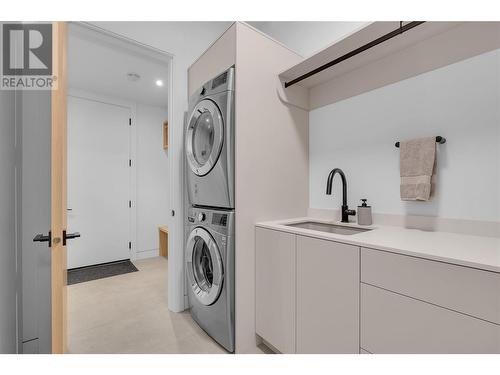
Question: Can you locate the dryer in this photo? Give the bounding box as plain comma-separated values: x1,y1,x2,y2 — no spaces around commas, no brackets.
185,206,235,352
185,67,235,209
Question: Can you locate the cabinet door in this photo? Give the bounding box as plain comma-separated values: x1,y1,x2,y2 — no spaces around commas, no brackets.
296,236,360,353
361,247,500,324
255,228,296,353
361,283,500,353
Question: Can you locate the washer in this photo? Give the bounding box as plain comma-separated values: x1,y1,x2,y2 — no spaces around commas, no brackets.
185,206,235,352
185,67,235,209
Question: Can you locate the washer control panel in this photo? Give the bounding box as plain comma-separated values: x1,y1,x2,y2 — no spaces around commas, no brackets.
186,207,233,236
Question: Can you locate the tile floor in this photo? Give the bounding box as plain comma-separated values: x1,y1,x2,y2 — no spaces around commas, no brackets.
67,256,227,354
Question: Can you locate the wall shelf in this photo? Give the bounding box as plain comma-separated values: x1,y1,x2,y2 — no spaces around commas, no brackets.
277,22,500,110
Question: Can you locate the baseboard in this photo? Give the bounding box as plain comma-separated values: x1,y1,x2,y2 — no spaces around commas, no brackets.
135,248,160,260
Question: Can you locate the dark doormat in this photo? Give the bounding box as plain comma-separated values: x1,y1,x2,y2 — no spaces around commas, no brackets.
67,259,138,285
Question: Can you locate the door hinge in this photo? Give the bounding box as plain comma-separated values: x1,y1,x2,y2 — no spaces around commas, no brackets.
129,118,132,126
129,159,132,167
129,200,132,208
128,241,131,250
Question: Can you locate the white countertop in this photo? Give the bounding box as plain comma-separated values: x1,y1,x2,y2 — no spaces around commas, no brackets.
256,217,500,273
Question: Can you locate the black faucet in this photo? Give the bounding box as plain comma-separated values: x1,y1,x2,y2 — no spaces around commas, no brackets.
326,168,356,223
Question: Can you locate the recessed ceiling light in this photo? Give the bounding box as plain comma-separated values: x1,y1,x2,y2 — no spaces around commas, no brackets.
127,73,141,82
156,80,164,87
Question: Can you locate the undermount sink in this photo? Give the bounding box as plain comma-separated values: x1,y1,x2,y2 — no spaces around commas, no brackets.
285,221,372,235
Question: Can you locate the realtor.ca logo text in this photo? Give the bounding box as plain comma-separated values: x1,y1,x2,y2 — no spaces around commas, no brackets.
1,23,56,90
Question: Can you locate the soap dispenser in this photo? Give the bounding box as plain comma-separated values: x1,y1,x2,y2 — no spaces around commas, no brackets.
357,199,372,226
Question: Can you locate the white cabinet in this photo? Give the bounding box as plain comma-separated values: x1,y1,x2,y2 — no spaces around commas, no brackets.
256,226,500,354
255,228,296,353
296,236,359,353
256,227,360,353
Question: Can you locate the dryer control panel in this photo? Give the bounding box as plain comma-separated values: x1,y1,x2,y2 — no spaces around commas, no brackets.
212,71,228,89
212,213,228,227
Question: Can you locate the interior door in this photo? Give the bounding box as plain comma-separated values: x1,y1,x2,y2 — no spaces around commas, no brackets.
67,96,131,269
23,21,69,355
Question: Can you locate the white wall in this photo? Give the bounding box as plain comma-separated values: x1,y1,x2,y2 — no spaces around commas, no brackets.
0,90,17,353
188,23,236,96
91,21,233,312
235,23,309,353
310,49,500,222
136,103,169,257
248,21,366,57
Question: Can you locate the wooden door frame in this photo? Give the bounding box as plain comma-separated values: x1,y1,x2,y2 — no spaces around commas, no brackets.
51,21,67,354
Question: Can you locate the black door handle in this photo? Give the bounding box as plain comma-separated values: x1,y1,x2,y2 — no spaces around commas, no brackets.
33,231,51,247
63,230,81,246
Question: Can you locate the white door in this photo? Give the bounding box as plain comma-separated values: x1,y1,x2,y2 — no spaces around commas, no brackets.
67,96,131,269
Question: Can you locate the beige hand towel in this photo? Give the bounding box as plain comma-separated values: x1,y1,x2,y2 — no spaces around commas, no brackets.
400,137,436,201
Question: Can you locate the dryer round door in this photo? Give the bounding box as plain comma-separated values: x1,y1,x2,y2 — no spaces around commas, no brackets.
186,99,224,176
186,227,224,306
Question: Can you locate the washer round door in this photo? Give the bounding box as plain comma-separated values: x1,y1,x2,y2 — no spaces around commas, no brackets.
186,227,224,306
185,99,224,176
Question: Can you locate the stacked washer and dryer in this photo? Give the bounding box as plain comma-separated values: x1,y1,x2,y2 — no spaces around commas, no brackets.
184,67,235,352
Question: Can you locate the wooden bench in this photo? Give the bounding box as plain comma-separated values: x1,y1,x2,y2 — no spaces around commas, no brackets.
158,225,168,258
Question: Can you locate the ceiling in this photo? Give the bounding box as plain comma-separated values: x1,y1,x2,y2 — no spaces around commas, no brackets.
67,22,366,106
68,24,169,107
248,21,367,57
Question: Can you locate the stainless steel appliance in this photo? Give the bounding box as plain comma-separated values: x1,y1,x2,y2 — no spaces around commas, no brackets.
185,67,235,209
185,206,235,352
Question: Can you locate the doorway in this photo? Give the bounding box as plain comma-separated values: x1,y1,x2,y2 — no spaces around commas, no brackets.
64,23,224,354
66,22,172,267
18,21,177,353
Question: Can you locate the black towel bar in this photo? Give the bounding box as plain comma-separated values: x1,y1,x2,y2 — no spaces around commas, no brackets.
395,136,446,148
